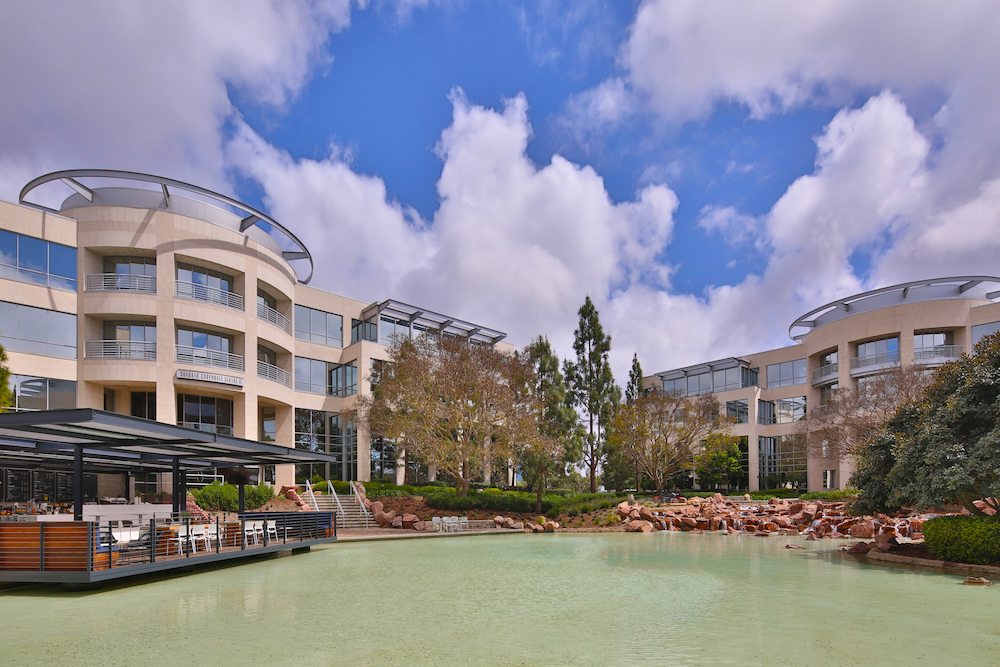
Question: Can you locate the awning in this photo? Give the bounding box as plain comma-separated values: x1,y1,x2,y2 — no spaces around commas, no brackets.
0,408,337,473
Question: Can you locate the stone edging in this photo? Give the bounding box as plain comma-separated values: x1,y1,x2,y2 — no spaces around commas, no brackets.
866,548,1000,577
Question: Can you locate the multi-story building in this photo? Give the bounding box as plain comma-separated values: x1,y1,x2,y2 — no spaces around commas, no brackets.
646,277,1000,492
0,170,507,502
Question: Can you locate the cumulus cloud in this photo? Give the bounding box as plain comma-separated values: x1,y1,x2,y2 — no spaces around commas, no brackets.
0,0,359,202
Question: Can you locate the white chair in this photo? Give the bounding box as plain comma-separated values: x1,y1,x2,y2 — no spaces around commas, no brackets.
190,524,211,552
203,523,220,550
458,517,469,532
265,520,279,542
169,525,192,555
431,517,443,532
243,521,258,546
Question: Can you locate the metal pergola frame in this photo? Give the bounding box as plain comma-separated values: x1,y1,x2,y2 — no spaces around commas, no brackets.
0,409,338,519
361,299,506,345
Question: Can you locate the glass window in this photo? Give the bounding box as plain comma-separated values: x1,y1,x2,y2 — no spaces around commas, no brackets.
0,231,76,291
0,229,16,266
176,263,234,293
351,318,377,344
758,435,807,490
257,289,277,310
295,305,342,347
823,470,836,490
766,359,807,388
758,400,776,425
177,326,232,353
819,350,838,367
295,356,327,394
820,382,839,406
973,321,1000,346
856,337,899,361
131,391,156,420
260,407,276,443
48,243,77,281
258,345,277,365
726,399,748,424
17,235,47,272
176,394,233,435
0,301,77,359
915,332,951,349
661,378,685,395
7,375,76,411
775,397,806,424
742,367,758,388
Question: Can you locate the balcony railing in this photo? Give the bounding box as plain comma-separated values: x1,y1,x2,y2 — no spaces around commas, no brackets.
175,344,244,372
257,360,292,387
811,362,838,383
257,302,291,335
86,340,156,361
175,280,244,311
914,344,962,361
849,350,900,371
86,273,156,294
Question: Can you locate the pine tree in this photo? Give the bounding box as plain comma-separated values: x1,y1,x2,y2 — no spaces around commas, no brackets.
564,296,621,493
626,354,643,405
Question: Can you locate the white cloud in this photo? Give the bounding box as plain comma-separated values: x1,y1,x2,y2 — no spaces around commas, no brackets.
0,0,360,202
698,205,761,247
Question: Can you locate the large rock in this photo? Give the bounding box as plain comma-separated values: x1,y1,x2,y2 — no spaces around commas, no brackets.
713,493,724,502
370,501,384,515
629,508,642,520
363,498,372,510
617,501,632,518
787,502,804,514
773,516,792,528
542,520,560,532
844,540,873,554
413,521,426,531
638,506,657,523
849,520,876,538
375,511,392,528
385,509,397,522
681,517,698,528
532,523,545,533
627,520,654,533
494,515,506,526
511,522,524,530
503,517,516,529
391,516,403,529
873,534,900,552
744,493,752,501
401,513,419,529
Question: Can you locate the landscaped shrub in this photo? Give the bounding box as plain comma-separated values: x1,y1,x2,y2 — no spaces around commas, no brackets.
579,504,593,514
599,513,621,527
924,516,1000,565
546,507,560,518
192,483,274,512
598,501,612,510
566,507,579,517
799,489,859,501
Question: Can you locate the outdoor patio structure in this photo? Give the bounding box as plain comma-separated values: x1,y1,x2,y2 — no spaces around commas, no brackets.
0,408,339,585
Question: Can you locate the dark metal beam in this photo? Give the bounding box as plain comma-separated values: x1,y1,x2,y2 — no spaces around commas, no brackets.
73,446,83,522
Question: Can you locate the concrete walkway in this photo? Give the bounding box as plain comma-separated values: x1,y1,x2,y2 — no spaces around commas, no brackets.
335,527,519,543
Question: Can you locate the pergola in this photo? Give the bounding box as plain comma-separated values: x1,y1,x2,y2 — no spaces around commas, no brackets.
0,408,338,519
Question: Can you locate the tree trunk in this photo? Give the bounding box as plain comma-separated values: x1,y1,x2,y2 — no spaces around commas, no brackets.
458,455,470,497
535,488,543,516
402,448,409,486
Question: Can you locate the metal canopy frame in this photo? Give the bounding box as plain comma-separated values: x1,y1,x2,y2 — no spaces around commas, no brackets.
18,169,315,284
0,408,338,472
361,299,506,345
788,276,1000,341
654,356,750,381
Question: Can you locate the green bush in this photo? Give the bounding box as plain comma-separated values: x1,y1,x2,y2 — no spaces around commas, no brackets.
566,507,580,517
579,504,593,514
546,507,561,519
192,483,274,512
598,501,612,510
924,516,1000,565
799,489,860,501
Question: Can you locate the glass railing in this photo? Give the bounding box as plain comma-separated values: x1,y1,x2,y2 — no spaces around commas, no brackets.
175,280,243,311
811,362,838,382
257,360,291,387
257,302,291,334
175,344,244,372
849,350,900,370
85,340,156,361
86,273,156,293
914,344,962,361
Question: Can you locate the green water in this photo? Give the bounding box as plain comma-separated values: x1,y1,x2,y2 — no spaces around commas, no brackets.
2,533,997,666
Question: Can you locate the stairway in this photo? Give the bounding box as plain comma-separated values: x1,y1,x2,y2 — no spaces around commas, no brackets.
303,489,372,529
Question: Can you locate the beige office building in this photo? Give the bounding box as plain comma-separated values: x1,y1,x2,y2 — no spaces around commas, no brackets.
647,276,1000,493
0,170,507,502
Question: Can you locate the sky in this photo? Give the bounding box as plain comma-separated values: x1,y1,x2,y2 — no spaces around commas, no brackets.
2,0,1000,383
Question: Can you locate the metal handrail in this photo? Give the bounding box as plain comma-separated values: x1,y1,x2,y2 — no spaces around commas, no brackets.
85,340,156,360
175,280,244,311
914,344,962,360
257,302,291,334
86,273,156,293
811,362,838,382
175,344,244,371
303,479,320,512
257,360,291,387
352,481,371,518
327,479,347,519
849,350,900,370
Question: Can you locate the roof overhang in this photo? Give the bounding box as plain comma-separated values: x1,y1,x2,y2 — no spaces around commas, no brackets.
361,299,506,345
19,169,315,284
0,409,338,473
654,357,750,381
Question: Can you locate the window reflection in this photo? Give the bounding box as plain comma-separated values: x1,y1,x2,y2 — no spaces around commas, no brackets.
0,301,77,359
0,230,77,291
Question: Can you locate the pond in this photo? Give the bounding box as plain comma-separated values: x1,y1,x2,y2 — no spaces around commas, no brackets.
2,532,998,666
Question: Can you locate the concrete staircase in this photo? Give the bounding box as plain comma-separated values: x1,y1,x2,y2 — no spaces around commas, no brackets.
304,489,372,529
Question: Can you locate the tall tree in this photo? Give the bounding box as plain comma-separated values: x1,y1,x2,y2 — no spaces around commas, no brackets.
606,390,730,495
0,343,10,409
695,433,744,490
520,336,583,513
564,296,620,493
356,333,538,497
625,354,644,405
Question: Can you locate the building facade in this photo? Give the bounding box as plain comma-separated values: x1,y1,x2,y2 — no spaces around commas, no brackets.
646,277,1000,493
0,170,507,502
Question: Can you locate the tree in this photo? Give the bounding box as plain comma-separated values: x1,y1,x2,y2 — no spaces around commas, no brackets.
695,433,743,490
795,363,934,462
625,353,644,404
0,343,10,409
564,296,621,492
356,333,539,497
606,390,730,495
520,337,583,514
852,333,1000,515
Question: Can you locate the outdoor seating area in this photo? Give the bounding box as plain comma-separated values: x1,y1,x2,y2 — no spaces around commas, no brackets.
429,516,495,532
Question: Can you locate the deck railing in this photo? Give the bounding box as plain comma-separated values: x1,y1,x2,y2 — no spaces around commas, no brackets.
257,302,291,334
257,360,291,387
175,280,244,311
86,340,156,361
86,273,156,293
176,344,244,372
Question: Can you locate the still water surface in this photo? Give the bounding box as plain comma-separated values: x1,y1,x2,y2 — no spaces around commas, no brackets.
2,533,997,666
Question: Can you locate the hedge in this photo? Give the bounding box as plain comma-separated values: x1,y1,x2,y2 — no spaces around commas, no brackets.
192,482,274,512
924,515,1000,565
799,489,859,501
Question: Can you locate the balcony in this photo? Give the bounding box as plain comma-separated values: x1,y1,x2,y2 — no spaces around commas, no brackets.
914,344,962,364
257,360,292,388
811,362,838,385
86,273,156,294
849,350,900,377
175,280,244,311
85,340,156,361
257,302,291,335
175,345,244,372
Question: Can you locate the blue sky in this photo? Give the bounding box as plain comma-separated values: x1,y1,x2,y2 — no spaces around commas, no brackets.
3,1,1000,380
